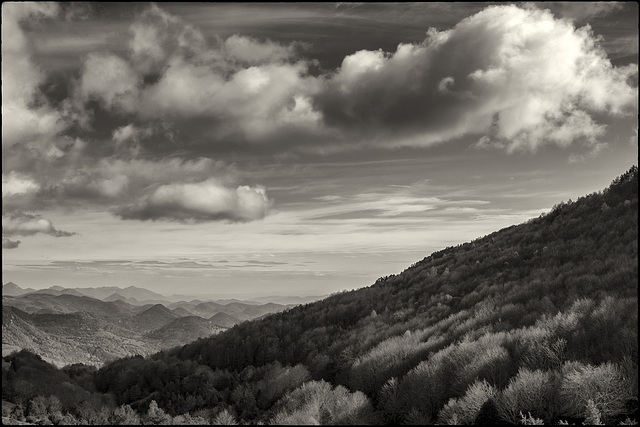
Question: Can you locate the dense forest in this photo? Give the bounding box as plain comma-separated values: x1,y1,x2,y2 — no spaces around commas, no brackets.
2,166,638,425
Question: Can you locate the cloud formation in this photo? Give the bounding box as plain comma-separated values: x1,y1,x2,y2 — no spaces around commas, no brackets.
2,238,21,249
65,3,637,153
1,2,637,234
1,3,67,149
73,4,323,143
2,172,41,197
114,179,270,222
2,212,76,238
316,4,638,151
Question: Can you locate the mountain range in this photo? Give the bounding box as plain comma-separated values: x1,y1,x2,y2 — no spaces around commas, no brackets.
2,283,327,307
2,289,295,367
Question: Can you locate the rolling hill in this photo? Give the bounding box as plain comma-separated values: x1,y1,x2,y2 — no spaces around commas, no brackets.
2,289,304,367
144,316,226,348
208,311,242,328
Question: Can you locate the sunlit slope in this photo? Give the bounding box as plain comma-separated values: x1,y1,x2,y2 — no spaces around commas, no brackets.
167,166,637,423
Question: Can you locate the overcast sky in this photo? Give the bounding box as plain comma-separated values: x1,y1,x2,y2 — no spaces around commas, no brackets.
2,2,638,298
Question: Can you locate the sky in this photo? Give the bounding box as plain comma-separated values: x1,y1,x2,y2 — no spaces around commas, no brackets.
2,2,638,298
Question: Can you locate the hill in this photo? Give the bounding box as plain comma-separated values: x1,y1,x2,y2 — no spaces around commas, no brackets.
208,311,242,328
132,304,179,332
2,305,151,367
1,283,35,296
1,166,637,425
144,316,225,348
2,291,301,367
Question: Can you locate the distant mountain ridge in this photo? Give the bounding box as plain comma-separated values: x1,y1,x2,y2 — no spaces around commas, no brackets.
1,284,168,303
2,283,328,307
3,288,301,367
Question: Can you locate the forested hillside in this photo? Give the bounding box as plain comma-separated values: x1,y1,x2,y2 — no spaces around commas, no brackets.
2,166,637,425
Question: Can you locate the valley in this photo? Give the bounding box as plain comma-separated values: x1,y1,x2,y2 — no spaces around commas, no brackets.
1,287,307,367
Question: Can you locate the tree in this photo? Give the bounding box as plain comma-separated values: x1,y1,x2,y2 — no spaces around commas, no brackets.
496,367,555,423
378,377,403,424
26,395,49,423
438,379,498,425
559,362,632,423
144,400,172,425
110,404,141,425
211,409,238,425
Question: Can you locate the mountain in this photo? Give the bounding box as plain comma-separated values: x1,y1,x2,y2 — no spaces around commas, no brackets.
29,288,88,297
3,293,135,318
240,302,291,318
2,288,299,369
144,316,224,348
170,306,195,317
249,295,327,305
208,311,242,328
2,305,151,367
60,166,636,425
2,282,35,296
132,304,178,332
187,301,231,318
63,285,168,302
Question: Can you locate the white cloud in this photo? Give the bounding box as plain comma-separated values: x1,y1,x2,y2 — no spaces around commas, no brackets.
2,172,40,197
224,35,297,64
79,53,139,111
2,212,75,237
318,4,638,152
114,179,271,222
71,4,323,142
128,3,214,75
1,2,66,148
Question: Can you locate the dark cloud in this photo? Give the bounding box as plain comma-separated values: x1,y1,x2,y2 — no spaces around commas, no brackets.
2,238,22,249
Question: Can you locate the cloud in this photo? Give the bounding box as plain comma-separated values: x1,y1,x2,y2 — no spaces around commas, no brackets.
2,2,637,232
78,53,140,111
69,3,636,154
2,212,76,237
1,2,67,148
40,155,241,209
128,3,216,75
73,3,323,143
315,4,638,151
113,178,271,222
2,238,21,249
541,2,624,22
2,172,41,197
223,34,300,64
111,124,155,156
3,143,276,226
